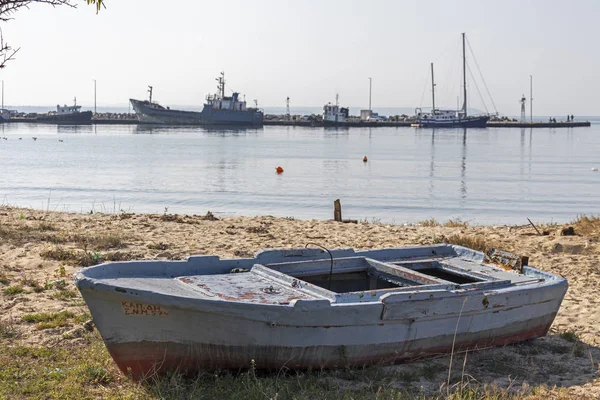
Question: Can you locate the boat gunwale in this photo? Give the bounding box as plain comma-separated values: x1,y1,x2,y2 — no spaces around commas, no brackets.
74,246,568,314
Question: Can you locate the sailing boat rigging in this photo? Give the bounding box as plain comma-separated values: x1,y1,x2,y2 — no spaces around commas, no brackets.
414,33,490,128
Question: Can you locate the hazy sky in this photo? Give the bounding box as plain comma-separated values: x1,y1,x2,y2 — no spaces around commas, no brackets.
1,0,598,115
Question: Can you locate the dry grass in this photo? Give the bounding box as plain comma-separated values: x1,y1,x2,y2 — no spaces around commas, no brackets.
41,246,138,267
70,233,125,250
419,218,440,227
571,215,600,236
443,219,469,228
440,234,494,253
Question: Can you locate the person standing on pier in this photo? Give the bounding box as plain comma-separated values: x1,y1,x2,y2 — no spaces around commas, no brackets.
571,115,574,122
567,115,570,122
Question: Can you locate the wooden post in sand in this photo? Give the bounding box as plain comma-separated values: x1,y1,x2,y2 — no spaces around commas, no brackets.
334,199,342,222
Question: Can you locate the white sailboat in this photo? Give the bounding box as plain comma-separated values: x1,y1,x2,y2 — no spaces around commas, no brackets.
415,33,490,128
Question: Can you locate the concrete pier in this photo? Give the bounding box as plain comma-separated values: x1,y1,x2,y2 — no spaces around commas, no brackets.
264,119,591,128
4,115,592,128
486,121,591,128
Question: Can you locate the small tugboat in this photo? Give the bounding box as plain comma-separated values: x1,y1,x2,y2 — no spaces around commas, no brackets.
414,33,490,128
36,97,93,124
75,244,567,380
322,94,349,126
130,72,263,126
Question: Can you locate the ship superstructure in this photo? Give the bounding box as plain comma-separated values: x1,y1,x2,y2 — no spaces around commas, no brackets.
323,94,349,125
130,73,263,126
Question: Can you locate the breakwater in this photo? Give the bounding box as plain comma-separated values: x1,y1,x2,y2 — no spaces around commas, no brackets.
5,115,592,128
263,119,591,128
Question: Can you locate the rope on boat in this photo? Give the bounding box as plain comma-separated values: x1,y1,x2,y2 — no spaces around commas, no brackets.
304,242,334,291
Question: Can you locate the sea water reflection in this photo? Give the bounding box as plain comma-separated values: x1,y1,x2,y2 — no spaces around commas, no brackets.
0,123,598,224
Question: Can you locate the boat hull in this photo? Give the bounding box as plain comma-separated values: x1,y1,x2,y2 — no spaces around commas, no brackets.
35,110,93,124
417,115,489,128
130,99,264,126
104,313,554,379
78,269,566,379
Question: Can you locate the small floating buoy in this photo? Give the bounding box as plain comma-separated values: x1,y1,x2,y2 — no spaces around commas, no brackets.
32,137,37,141
58,139,63,142
592,167,598,172
276,166,284,174
363,156,368,163
18,137,22,140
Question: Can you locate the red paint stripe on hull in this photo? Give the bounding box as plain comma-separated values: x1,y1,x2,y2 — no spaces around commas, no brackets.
107,323,551,380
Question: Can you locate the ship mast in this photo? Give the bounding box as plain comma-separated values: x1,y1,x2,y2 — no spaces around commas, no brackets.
221,72,225,98
148,86,153,103
430,62,436,113
462,32,467,118
216,72,225,98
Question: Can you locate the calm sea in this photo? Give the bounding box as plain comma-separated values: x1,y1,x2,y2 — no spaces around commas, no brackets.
0,123,598,225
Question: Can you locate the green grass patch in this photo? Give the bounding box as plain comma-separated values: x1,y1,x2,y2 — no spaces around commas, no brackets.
21,311,77,330
52,289,78,301
0,335,124,399
0,331,557,400
559,330,580,343
3,285,25,296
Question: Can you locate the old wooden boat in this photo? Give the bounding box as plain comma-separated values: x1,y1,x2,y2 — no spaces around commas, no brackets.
74,244,567,379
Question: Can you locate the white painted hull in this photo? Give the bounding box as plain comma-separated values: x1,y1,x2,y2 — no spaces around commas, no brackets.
75,246,567,379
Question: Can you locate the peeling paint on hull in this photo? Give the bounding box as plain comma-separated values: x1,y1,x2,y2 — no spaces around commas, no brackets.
74,245,568,381
107,319,552,380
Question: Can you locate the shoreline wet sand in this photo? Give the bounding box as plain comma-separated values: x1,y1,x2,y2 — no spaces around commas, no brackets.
0,206,598,398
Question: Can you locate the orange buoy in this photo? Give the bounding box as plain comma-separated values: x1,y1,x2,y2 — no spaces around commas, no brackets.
363,156,368,162
276,166,284,174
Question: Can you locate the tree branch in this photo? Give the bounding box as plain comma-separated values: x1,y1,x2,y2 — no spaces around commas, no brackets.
0,0,103,68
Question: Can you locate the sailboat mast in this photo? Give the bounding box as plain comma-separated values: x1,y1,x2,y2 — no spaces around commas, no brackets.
529,75,533,123
430,63,436,113
462,32,467,117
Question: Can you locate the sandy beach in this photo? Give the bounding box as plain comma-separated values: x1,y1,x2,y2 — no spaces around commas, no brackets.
0,206,598,398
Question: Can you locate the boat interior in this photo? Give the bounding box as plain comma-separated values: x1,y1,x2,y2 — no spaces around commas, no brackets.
80,245,556,306
175,251,546,305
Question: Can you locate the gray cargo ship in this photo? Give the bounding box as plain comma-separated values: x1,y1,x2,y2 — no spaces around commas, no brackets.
129,73,263,126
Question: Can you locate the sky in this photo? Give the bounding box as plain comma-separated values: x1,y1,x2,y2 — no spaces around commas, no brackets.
0,0,598,116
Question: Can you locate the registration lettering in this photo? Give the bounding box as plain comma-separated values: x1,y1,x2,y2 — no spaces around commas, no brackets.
121,301,168,316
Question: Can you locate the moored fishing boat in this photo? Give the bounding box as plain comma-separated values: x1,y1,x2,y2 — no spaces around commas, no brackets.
36,98,92,124
322,94,349,126
130,73,263,126
75,244,567,380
